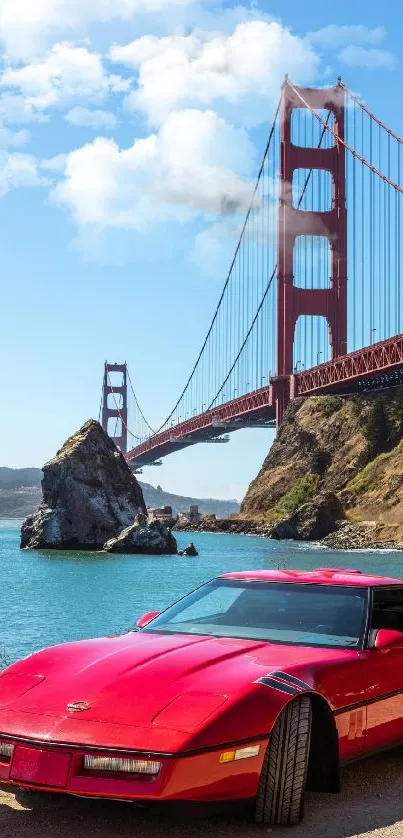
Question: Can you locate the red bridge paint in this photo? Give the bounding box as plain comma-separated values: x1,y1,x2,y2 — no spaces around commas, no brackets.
99,80,403,466
276,81,347,425
126,386,275,466
296,332,403,395
126,332,403,466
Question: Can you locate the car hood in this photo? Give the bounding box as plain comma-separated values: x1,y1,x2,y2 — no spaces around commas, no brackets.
0,632,267,723
0,631,355,748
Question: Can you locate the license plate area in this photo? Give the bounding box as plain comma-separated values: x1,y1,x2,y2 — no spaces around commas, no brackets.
10,746,71,787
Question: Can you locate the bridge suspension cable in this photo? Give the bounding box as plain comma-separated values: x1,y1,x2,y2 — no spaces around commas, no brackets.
128,83,344,440
150,100,282,434
123,76,403,460
126,368,156,437
340,81,403,146
287,79,403,196
209,111,333,408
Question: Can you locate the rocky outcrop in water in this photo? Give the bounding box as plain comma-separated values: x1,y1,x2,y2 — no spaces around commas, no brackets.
178,542,199,556
104,517,177,554
269,493,345,542
175,515,261,534
21,420,148,551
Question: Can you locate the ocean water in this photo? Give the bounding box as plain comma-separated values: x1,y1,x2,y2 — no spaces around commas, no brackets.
1,520,403,663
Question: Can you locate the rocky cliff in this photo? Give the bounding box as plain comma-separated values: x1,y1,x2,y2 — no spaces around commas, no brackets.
241,389,403,546
21,421,152,551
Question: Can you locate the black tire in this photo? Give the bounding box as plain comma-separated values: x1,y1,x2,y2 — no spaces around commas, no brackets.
255,695,312,826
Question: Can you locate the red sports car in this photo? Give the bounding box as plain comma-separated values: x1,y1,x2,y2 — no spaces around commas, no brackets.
0,567,403,825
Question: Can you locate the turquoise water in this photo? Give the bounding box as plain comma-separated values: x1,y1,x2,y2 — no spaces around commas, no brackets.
1,520,403,663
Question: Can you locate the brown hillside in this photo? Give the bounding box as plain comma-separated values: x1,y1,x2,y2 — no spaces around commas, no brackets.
241,389,403,542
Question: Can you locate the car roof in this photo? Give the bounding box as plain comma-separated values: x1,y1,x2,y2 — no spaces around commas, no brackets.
219,568,403,588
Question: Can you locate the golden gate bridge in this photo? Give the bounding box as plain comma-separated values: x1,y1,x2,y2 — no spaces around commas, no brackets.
99,77,403,472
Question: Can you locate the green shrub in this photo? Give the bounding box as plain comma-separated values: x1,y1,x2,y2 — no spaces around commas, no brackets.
351,399,364,419
322,396,343,417
275,473,319,517
364,397,390,460
347,446,398,498
388,395,403,442
361,392,403,465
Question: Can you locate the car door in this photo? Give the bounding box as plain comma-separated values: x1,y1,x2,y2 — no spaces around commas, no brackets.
362,586,403,752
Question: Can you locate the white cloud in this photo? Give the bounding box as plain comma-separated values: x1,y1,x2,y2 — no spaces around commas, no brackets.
109,74,132,94
65,106,117,129
109,20,319,127
41,152,68,172
191,217,242,277
0,93,49,123
1,43,110,117
0,0,195,60
51,109,256,230
0,123,30,147
308,24,386,49
339,45,397,71
0,150,48,197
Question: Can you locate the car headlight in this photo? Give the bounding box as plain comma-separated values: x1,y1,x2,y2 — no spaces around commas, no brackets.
84,755,161,775
0,741,14,760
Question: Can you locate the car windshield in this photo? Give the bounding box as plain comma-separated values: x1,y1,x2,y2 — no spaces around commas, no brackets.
142,580,368,648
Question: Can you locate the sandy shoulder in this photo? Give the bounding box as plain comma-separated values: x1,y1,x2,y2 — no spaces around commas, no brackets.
1,748,403,838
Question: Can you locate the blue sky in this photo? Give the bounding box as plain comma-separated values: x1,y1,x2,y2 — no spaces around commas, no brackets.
1,0,402,500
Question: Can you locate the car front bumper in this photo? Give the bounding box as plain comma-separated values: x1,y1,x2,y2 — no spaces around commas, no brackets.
0,736,268,803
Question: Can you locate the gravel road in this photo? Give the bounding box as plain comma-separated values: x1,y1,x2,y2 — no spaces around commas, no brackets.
1,748,403,838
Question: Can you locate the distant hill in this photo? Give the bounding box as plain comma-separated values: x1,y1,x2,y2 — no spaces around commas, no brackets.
140,482,239,518
0,468,239,519
0,467,42,488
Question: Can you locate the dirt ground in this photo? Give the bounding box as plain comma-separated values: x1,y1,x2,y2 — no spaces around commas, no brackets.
1,748,403,838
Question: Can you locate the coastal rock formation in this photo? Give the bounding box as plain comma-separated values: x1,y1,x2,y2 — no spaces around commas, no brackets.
241,395,362,518
21,420,146,550
104,518,177,554
178,542,199,556
175,515,267,535
321,521,403,551
238,388,403,546
269,493,345,541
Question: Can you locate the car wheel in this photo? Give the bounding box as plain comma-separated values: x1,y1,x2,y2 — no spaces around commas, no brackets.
255,695,312,826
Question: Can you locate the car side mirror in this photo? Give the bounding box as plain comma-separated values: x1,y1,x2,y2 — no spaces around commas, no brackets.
136,611,160,629
374,628,403,650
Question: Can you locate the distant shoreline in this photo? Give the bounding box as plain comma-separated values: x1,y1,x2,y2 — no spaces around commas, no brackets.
0,468,240,521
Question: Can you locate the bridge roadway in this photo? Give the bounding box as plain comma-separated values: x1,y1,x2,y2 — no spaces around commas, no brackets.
126,388,276,468
126,332,403,468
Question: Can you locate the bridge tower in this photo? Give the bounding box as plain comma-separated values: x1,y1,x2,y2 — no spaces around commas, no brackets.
275,79,347,425
101,362,128,453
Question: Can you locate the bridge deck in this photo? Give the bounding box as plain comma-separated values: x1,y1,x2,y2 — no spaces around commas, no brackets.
126,388,275,466
297,332,403,395
126,333,403,467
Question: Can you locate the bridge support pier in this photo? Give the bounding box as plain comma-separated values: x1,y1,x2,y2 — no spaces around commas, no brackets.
272,377,291,427
274,79,347,426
